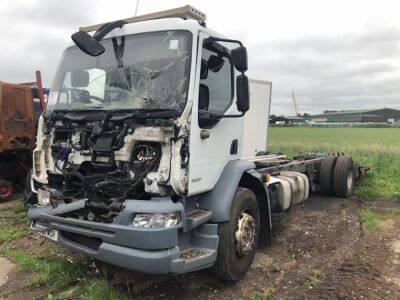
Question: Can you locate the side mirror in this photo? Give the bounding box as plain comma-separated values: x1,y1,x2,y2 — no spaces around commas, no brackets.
71,70,89,87
237,75,249,112
71,20,126,57
71,31,105,57
231,46,248,72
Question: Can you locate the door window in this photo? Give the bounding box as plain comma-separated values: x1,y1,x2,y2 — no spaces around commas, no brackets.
199,48,233,114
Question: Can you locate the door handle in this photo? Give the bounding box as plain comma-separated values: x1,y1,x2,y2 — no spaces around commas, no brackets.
200,130,210,139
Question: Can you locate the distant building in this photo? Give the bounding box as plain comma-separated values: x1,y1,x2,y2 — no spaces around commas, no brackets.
310,108,400,123
270,116,308,125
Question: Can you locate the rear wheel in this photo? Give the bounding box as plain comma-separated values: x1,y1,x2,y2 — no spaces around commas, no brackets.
212,188,260,282
333,155,355,198
0,180,13,199
320,156,338,196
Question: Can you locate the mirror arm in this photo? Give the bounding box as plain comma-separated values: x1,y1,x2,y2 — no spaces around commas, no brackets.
93,20,127,41
206,36,243,47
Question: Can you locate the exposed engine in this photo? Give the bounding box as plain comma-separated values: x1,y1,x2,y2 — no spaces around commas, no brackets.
32,110,188,222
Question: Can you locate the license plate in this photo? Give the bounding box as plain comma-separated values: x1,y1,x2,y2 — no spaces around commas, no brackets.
40,229,59,241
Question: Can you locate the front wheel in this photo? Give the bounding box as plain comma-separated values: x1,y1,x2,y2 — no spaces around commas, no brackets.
212,187,260,282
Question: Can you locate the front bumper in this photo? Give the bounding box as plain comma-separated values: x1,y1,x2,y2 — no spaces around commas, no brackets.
28,198,218,274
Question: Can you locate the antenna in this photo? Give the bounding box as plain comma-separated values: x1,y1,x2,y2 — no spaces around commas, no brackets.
134,0,140,16
292,91,299,116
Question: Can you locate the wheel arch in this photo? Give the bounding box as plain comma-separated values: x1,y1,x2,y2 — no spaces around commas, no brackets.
198,160,272,243
239,171,272,244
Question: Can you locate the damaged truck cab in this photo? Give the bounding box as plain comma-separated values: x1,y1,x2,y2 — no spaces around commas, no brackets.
27,6,358,282
28,6,267,281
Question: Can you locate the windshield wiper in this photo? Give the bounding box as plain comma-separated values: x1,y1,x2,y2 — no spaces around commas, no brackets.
115,108,181,119
141,108,180,112
106,108,181,120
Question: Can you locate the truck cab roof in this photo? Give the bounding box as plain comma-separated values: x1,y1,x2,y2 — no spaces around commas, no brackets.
80,5,206,32
73,6,225,45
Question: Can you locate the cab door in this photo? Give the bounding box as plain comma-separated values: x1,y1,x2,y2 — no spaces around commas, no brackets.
187,33,244,196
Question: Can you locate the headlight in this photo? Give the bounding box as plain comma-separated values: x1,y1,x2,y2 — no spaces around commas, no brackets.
132,212,180,228
37,189,51,206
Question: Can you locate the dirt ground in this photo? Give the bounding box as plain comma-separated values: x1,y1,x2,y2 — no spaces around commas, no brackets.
1,195,400,300
0,256,15,287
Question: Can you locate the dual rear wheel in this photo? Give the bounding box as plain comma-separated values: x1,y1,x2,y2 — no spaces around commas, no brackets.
320,155,355,198
212,155,354,282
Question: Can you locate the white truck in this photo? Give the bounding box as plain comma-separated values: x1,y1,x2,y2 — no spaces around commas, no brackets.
27,6,360,282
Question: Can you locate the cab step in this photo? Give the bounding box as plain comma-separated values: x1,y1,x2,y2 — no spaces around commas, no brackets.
172,246,217,273
170,224,218,273
179,248,213,261
185,209,212,231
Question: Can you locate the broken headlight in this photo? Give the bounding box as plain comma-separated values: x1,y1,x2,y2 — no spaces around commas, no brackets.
37,189,51,206
132,212,180,228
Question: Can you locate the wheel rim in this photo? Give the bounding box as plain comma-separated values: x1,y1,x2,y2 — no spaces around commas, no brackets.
0,184,12,198
235,211,257,257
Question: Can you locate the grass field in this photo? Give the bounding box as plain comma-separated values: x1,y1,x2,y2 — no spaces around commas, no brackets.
268,127,400,200
0,201,125,300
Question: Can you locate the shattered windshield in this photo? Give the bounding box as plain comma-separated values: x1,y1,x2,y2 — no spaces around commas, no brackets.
47,31,192,112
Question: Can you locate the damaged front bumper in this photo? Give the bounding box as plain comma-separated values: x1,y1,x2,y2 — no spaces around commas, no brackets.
28,198,218,274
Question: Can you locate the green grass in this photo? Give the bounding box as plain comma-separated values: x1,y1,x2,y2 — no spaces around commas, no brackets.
0,200,125,299
0,201,28,242
0,246,125,299
0,201,27,218
359,207,400,232
248,286,274,300
0,225,27,243
0,248,90,289
59,279,127,300
268,127,400,199
306,269,326,287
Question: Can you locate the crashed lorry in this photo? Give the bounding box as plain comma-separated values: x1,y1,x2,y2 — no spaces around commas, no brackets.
27,6,362,282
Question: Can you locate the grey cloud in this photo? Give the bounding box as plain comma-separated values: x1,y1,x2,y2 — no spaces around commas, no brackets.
0,2,399,116
4,1,95,29
0,1,99,85
248,27,400,115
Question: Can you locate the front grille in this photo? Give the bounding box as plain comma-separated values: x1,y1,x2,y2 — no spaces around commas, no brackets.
33,179,43,191
47,173,64,190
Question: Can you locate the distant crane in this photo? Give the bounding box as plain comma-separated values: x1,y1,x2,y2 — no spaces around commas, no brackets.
292,91,299,116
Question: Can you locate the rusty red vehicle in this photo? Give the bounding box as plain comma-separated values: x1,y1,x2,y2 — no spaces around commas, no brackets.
0,82,36,199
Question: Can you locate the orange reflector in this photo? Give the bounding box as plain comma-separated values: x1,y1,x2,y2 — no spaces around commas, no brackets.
263,174,271,182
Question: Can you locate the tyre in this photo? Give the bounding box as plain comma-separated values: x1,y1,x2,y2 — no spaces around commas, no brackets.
333,155,355,198
320,156,338,196
212,187,260,282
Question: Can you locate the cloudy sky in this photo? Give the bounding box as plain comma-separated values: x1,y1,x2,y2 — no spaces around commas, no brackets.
1,0,400,115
